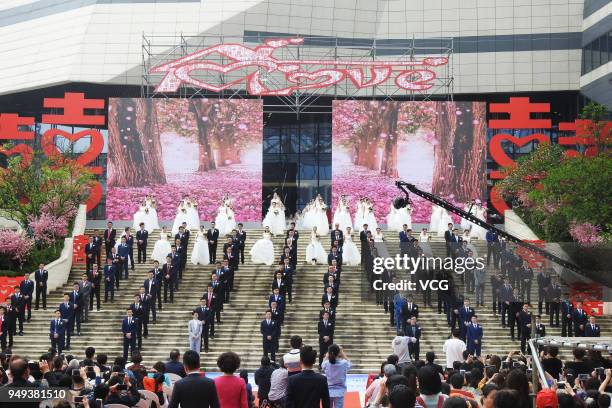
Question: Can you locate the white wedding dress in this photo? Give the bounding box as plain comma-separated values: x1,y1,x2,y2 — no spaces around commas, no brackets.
355,202,366,231
190,231,210,265
332,202,353,232
436,208,454,238
142,206,160,230
172,208,189,235
152,231,172,263
342,232,360,266
471,206,488,241
313,201,329,235
395,206,412,231
386,206,398,231
133,206,147,231
301,205,313,231
460,203,475,232
185,205,201,231
305,231,327,264
215,204,237,236
262,204,286,235
363,209,378,231
429,205,441,233
250,232,275,265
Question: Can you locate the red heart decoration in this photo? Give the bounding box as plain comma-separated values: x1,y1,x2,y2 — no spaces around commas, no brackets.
489,185,510,215
0,144,33,168
85,181,103,213
489,133,549,179
41,128,104,168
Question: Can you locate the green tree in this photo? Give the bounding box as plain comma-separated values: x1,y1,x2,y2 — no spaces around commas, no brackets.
0,150,93,227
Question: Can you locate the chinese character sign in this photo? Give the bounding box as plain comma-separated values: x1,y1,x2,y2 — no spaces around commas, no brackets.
0,92,105,214
487,97,610,215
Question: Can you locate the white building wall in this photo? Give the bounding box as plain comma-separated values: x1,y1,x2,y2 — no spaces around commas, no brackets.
0,0,586,96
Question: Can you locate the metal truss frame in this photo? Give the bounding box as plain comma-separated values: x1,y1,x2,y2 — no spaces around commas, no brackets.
142,33,454,116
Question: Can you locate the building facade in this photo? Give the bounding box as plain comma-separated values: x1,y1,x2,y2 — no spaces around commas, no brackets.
0,0,608,219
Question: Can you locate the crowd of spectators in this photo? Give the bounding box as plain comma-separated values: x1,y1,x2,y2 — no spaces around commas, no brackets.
0,337,610,408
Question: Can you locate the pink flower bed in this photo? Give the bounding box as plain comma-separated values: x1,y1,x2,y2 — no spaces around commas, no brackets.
568,221,605,247
0,230,34,263
332,164,463,224
106,166,262,222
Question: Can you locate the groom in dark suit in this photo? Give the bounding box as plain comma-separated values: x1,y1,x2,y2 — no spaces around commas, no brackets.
443,223,454,257
287,346,330,408
103,221,116,258
136,223,149,264
167,350,219,408
330,224,344,248
236,223,247,264
206,222,219,264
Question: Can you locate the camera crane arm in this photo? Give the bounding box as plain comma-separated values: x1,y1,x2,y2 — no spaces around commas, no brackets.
395,181,584,276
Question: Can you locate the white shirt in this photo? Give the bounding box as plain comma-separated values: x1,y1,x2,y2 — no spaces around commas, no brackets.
442,338,467,368
392,336,411,364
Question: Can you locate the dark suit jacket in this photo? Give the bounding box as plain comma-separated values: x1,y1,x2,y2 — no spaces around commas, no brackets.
406,324,422,341
19,280,34,297
35,269,49,285
49,318,66,338
585,323,601,337
104,228,116,244
122,317,138,338
317,320,334,342
168,372,219,408
206,229,219,243
287,369,330,408
136,229,149,245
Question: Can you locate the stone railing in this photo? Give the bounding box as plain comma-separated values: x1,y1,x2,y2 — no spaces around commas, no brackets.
32,204,87,295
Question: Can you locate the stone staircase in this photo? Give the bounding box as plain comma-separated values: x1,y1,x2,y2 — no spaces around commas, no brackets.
9,228,610,373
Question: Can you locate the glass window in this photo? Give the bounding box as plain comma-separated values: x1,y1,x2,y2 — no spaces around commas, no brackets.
583,43,592,74
592,37,601,70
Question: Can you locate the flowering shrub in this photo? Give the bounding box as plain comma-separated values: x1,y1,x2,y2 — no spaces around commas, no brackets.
0,230,34,265
27,209,71,245
568,221,605,247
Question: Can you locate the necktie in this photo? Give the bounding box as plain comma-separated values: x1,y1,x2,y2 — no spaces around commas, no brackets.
267,320,270,325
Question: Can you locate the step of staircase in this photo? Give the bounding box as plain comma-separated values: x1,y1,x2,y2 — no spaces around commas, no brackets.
8,228,609,373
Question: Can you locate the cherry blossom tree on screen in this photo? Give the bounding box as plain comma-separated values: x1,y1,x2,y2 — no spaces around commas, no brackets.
431,102,487,202
332,100,437,177
107,98,166,187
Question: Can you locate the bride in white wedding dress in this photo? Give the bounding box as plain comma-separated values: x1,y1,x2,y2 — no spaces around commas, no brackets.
305,226,327,264
342,227,360,266
190,225,210,265
250,227,275,266
215,193,237,236
470,200,488,241
332,195,353,232
151,226,172,263
313,194,329,236
262,193,286,235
